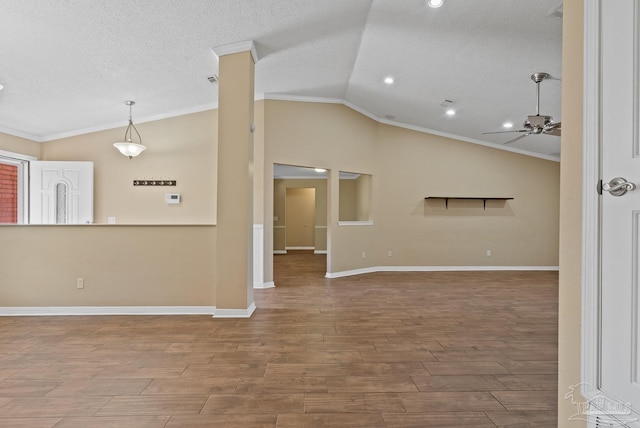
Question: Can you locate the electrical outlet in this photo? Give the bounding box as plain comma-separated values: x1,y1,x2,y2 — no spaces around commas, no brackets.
76,278,84,289
361,252,366,259
486,250,492,257
108,217,116,224
388,250,393,257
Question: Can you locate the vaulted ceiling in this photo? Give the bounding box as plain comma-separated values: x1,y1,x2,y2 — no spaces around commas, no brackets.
0,0,562,160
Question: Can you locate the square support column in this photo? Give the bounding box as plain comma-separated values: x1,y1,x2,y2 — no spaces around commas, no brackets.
214,43,256,317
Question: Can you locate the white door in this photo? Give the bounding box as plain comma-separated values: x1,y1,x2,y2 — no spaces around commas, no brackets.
29,161,94,224
599,0,640,419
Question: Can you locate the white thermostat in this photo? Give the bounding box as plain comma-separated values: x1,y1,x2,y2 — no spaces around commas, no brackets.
165,193,181,204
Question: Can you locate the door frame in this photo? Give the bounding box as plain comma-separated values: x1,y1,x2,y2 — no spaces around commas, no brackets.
581,0,601,397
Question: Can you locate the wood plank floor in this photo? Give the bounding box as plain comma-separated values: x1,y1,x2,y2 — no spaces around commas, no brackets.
0,251,558,427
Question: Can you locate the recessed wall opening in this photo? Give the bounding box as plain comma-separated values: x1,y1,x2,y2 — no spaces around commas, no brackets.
339,171,372,223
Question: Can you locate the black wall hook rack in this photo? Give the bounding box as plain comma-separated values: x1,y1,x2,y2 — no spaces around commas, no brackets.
133,180,176,186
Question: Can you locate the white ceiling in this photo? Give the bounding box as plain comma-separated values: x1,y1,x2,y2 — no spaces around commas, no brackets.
0,0,563,160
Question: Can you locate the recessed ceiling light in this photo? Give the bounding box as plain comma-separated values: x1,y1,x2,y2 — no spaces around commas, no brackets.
503,122,514,128
384,76,395,85
0,84,3,90
446,109,456,116
427,0,444,8
314,168,327,173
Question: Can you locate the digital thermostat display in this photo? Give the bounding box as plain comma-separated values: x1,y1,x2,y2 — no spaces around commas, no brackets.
165,193,181,204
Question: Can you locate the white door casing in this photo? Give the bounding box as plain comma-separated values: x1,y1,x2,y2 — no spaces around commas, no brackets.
29,161,94,224
583,0,640,425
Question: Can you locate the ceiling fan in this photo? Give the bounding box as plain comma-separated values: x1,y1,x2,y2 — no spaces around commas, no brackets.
484,72,561,145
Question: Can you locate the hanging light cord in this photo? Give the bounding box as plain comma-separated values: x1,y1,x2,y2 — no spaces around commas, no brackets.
123,102,142,144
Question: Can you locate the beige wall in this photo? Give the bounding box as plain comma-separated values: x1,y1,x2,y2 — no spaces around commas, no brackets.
356,174,372,221
0,225,216,306
0,121,218,309
339,179,357,221
264,101,379,278
339,174,373,222
0,132,42,158
253,100,265,225
558,0,585,426
264,100,560,277
374,124,559,267
42,110,217,225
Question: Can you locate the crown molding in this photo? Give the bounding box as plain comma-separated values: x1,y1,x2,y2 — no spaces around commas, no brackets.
211,40,258,64
264,93,343,105
5,91,560,162
377,117,560,163
40,102,219,142
0,125,44,143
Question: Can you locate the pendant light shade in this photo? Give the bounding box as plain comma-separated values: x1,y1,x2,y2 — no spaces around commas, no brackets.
114,101,147,159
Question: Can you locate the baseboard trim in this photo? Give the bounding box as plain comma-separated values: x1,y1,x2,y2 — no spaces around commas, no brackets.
254,281,275,289
273,250,288,255
325,265,560,279
213,302,256,318
286,246,315,250
0,306,216,316
314,250,328,255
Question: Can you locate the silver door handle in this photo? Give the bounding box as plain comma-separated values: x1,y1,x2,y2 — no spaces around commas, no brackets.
602,177,636,196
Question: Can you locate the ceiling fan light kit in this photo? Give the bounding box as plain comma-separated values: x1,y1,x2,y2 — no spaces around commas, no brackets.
483,72,561,145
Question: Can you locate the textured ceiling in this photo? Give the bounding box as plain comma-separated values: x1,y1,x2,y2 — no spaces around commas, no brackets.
0,0,562,159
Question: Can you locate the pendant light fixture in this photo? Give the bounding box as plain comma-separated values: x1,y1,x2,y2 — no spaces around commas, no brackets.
113,101,147,159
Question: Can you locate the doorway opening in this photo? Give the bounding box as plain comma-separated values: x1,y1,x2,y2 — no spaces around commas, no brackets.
273,164,328,281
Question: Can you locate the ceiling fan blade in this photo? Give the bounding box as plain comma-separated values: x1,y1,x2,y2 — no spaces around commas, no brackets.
504,133,530,145
482,129,529,135
544,121,561,136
